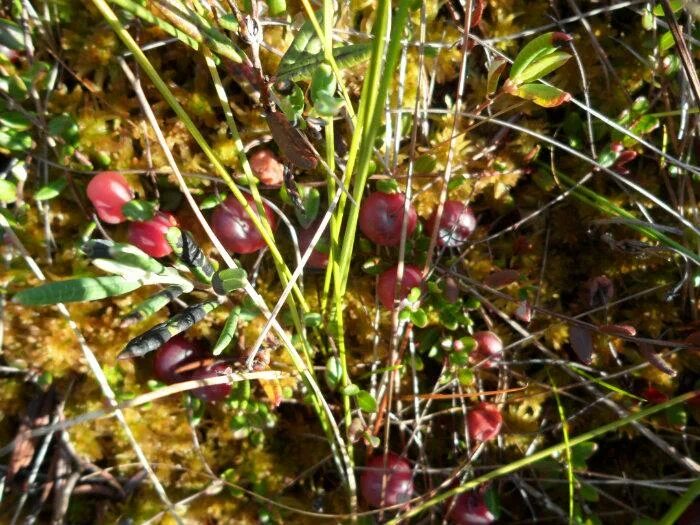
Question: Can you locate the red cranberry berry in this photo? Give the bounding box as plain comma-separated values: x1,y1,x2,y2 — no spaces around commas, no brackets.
249,148,285,187
153,335,209,384
298,219,330,270
211,194,276,254
427,200,476,248
642,386,669,405
359,192,417,246
86,171,134,224
448,489,496,525
377,264,423,310
469,331,503,368
128,211,178,258
467,402,502,442
360,452,413,508
190,361,232,402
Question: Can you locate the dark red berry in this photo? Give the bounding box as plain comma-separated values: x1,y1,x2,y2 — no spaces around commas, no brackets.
86,171,134,224
128,212,178,258
427,200,476,248
448,489,496,525
190,361,232,402
360,453,413,508
377,264,423,310
298,219,329,270
642,386,669,405
211,194,276,254
359,192,417,246
467,402,502,442
469,331,503,368
153,335,209,385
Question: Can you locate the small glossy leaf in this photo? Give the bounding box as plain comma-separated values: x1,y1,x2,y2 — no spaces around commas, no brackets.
410,308,428,328
0,19,25,51
276,81,305,122
414,154,436,174
569,325,594,364
514,51,571,85
487,58,508,96
0,179,17,203
512,83,571,108
304,312,322,327
570,441,597,469
580,482,599,502
310,63,336,102
294,186,320,228
218,14,239,31
48,114,79,146
200,192,227,210
665,404,687,427
35,177,67,201
266,0,286,16
0,129,32,152
0,111,32,131
13,275,141,306
376,178,399,194
212,268,248,294
313,92,343,117
122,199,157,221
342,383,360,396
509,32,571,84
484,487,502,519
325,356,343,390
361,257,383,275
357,390,377,412
653,0,683,15
213,307,240,355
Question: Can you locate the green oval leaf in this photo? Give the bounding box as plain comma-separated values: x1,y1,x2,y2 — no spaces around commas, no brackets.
13,275,141,306
509,32,571,85
294,187,320,228
0,179,17,203
35,177,67,201
324,356,343,390
122,199,157,221
514,51,571,85
356,390,377,413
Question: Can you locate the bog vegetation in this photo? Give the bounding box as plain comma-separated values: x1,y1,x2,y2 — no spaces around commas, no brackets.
0,0,699,523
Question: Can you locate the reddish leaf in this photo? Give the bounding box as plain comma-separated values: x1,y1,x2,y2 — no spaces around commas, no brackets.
265,111,318,170
637,343,676,377
569,325,594,364
484,269,520,288
599,324,637,337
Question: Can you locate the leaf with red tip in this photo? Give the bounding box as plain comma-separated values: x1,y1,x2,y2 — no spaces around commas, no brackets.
599,324,637,337
569,325,594,364
637,343,676,377
512,83,572,108
486,58,508,97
